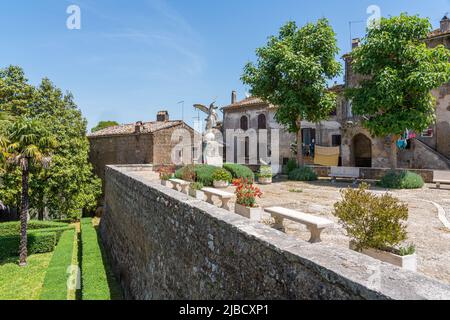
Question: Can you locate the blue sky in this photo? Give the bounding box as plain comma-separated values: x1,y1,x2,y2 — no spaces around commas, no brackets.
0,0,449,129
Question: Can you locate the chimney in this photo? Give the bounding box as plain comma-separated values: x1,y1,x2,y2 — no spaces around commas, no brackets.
157,110,169,122
135,121,144,133
231,90,237,104
440,15,450,33
352,38,360,49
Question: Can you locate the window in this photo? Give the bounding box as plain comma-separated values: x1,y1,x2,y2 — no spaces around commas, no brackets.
332,135,342,147
258,114,267,129
240,116,248,131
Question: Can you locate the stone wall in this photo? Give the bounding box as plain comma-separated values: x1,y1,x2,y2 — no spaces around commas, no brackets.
100,165,450,300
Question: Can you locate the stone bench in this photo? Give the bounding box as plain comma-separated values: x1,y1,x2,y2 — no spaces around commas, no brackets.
202,187,234,211
329,166,360,186
264,207,334,243
433,171,450,189
169,179,190,194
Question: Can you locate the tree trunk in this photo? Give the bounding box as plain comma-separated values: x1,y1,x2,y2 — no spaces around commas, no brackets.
296,118,304,167
390,135,398,169
19,160,29,267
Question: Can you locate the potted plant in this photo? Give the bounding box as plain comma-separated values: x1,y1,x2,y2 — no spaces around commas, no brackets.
212,168,232,188
257,165,273,185
333,183,417,271
157,165,175,187
189,182,205,200
233,179,263,221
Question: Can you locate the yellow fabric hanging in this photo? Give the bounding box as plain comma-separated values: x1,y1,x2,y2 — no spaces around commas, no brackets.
314,146,340,166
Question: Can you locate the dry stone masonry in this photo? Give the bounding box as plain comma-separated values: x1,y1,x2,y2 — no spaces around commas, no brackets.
100,165,450,300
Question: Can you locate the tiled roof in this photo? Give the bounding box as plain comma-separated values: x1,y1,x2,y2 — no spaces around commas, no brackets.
428,28,450,38
222,97,274,110
88,120,184,138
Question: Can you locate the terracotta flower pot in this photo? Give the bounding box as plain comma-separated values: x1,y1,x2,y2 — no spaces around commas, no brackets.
234,203,263,221
349,242,417,272
213,180,229,188
258,177,272,185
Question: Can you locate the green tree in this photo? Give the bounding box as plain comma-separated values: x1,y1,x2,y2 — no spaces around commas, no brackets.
0,66,101,220
2,117,57,266
346,14,450,168
242,19,342,165
91,121,119,133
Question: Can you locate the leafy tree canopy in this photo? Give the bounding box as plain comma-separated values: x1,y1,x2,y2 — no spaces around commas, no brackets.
242,19,342,133
347,14,450,137
91,121,119,133
0,66,101,219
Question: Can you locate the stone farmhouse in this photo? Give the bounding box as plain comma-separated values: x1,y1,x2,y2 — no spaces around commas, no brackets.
222,91,342,167
88,111,196,183
340,16,450,170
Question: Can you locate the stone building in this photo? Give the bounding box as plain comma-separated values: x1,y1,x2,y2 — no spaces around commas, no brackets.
339,16,450,169
88,111,196,183
222,91,343,168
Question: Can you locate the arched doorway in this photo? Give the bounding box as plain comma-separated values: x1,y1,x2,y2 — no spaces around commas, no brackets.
352,134,372,167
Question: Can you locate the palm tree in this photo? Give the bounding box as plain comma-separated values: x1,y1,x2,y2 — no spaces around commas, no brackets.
4,117,57,266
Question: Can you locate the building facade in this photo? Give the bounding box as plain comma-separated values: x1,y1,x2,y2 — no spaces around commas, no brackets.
222,91,343,168
88,111,196,183
339,16,450,170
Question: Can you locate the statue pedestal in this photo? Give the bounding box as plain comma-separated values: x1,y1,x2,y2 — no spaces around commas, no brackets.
204,135,223,167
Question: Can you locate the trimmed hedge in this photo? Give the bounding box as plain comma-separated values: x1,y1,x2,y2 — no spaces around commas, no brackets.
0,232,57,260
40,229,76,300
81,218,111,300
378,171,425,189
223,163,254,181
288,166,318,181
175,164,219,187
0,220,69,237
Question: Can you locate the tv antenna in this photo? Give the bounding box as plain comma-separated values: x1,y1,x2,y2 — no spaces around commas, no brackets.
349,20,364,46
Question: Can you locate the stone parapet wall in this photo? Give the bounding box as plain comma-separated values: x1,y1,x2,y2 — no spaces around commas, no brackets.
100,165,450,300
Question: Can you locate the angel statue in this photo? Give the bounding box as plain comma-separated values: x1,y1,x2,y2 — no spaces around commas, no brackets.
193,101,219,131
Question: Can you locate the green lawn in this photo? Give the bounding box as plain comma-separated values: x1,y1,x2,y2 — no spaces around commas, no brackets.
0,252,53,300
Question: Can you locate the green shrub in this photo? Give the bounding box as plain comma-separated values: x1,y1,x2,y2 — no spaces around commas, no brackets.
190,182,204,191
81,218,111,300
223,163,254,181
212,168,233,182
333,183,409,252
0,232,57,260
175,164,218,186
258,165,273,178
0,220,69,237
40,229,76,300
378,171,424,189
286,159,298,174
288,166,318,181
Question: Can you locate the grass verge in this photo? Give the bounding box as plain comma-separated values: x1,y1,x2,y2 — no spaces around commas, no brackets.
81,218,112,300
39,229,76,300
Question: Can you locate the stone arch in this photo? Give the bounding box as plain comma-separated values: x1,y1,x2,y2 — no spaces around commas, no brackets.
352,133,372,167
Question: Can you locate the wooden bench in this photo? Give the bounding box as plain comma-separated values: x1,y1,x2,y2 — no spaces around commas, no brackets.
329,167,360,186
433,170,450,189
202,188,234,210
169,179,190,194
264,207,334,243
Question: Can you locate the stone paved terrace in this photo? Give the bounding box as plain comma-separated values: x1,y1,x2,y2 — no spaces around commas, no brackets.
136,169,450,286
103,165,450,300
